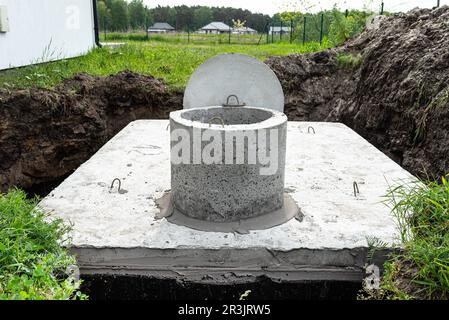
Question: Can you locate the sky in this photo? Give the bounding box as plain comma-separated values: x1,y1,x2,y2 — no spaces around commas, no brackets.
141,0,449,15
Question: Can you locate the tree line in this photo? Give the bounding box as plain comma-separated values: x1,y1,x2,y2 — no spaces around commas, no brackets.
96,0,271,32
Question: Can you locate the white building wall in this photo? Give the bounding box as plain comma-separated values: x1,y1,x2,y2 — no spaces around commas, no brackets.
0,0,96,70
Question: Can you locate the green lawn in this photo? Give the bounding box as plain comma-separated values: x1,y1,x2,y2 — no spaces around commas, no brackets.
0,40,329,90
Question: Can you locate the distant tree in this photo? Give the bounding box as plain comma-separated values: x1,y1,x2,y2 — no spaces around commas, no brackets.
128,0,146,30
109,0,129,31
193,7,212,29
97,0,111,30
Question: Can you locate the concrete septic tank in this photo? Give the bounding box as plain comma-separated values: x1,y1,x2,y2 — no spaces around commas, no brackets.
169,106,287,222
37,53,417,292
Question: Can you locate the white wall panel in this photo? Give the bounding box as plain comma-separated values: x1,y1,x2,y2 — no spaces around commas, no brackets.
0,0,95,70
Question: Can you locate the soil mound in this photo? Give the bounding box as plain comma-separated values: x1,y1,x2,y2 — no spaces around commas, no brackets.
267,6,449,179
0,71,182,193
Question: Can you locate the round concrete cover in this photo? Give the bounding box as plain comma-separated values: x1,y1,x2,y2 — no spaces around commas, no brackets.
183,53,285,112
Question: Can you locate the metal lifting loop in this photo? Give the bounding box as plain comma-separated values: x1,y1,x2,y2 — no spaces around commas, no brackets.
222,94,246,107
110,178,122,193
208,116,225,128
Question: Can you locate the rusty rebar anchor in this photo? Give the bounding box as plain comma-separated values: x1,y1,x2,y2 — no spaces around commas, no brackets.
110,178,128,194
353,181,360,197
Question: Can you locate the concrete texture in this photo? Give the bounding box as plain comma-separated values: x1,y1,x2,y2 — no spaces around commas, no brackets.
169,107,288,222
39,120,415,280
183,54,285,112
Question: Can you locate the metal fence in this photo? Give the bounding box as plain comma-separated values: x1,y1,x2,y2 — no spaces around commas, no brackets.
100,1,445,46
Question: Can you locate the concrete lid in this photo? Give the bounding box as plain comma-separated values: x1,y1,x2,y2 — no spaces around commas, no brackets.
183,54,285,112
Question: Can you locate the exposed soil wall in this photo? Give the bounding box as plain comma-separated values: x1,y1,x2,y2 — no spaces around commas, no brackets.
1,7,448,194
267,6,449,179
0,72,182,193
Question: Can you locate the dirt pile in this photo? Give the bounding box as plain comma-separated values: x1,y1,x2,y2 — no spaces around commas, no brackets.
267,6,449,179
0,71,182,193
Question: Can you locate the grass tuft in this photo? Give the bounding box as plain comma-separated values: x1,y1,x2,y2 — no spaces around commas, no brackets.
336,52,363,69
361,175,449,300
0,189,86,300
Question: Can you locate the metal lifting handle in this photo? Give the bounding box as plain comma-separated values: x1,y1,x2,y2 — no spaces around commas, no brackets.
208,116,225,127
222,94,246,108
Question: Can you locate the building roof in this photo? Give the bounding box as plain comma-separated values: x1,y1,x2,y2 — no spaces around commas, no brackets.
233,26,257,32
270,26,291,32
149,22,175,30
201,22,231,31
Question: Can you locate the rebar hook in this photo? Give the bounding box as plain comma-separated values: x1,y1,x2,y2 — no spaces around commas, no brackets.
353,181,360,197
110,178,122,192
208,116,225,128
222,94,246,107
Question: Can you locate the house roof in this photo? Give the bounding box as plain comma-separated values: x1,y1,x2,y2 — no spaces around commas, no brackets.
270,26,291,32
201,22,231,31
233,27,257,32
149,22,175,30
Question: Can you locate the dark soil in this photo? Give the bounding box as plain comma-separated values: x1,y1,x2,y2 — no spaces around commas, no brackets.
1,7,448,195
80,275,361,300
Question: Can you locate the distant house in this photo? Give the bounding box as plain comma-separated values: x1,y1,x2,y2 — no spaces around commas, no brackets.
148,22,175,33
199,22,231,34
232,27,257,35
269,26,291,35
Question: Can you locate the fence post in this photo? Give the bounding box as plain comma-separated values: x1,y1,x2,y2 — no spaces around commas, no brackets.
272,24,274,43
104,20,107,41
345,9,349,17
229,26,231,44
290,19,293,43
319,13,324,45
437,0,440,7
280,20,283,41
302,16,306,44
380,1,384,15
267,24,269,44
145,16,149,40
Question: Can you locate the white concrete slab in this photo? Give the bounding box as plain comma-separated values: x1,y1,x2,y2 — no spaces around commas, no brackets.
39,120,415,280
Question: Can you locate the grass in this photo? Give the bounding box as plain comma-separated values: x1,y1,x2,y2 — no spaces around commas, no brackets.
0,189,86,300
336,52,363,69
361,175,449,300
0,39,330,90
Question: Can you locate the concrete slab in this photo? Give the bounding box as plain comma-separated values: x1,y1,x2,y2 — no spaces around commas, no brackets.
39,120,415,281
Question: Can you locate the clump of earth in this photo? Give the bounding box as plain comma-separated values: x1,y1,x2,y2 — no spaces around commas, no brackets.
1,6,448,194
